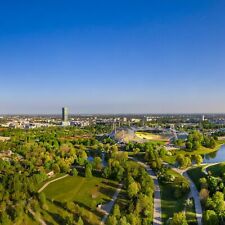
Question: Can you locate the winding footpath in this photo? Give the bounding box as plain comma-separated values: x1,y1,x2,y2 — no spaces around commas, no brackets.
38,174,69,193
201,162,219,174
183,171,202,225
100,183,123,225
130,157,162,225
170,166,203,225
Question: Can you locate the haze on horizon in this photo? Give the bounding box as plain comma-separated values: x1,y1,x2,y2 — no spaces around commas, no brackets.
1,0,225,114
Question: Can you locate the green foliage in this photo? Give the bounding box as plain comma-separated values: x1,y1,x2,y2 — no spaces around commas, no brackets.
92,156,102,170
170,212,188,225
192,154,203,165
203,210,219,225
38,192,46,208
113,204,120,219
128,181,139,198
77,216,84,225
71,168,78,176
186,130,216,151
176,154,191,168
85,163,92,178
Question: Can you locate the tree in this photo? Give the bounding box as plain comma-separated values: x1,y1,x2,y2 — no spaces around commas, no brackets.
199,178,208,189
77,150,87,165
119,216,130,225
85,164,92,178
0,211,11,225
203,210,219,225
38,192,46,209
200,188,209,204
170,212,188,225
193,154,203,165
93,157,102,170
128,181,139,198
185,141,193,150
176,154,191,168
71,168,78,176
52,163,60,173
107,215,117,225
212,191,225,214
77,216,84,225
113,204,120,219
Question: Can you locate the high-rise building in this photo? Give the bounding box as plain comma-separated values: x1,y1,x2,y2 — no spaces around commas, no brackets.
62,107,69,122
202,115,205,121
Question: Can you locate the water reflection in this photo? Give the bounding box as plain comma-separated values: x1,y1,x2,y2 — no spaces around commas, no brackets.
203,145,225,163
87,150,107,166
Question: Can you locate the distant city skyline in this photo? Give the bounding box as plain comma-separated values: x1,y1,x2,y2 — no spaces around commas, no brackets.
1,0,225,114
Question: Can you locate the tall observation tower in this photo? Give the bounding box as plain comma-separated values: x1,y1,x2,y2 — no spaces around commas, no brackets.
62,107,69,122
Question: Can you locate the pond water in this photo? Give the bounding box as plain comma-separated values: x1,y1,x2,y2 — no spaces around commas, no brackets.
87,151,107,167
203,145,225,163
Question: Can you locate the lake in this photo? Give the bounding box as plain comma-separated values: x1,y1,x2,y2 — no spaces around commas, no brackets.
203,144,225,163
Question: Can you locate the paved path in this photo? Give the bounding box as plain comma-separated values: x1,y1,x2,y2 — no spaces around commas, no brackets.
170,166,202,225
38,174,69,193
183,171,202,225
100,183,122,225
130,157,162,225
201,162,219,174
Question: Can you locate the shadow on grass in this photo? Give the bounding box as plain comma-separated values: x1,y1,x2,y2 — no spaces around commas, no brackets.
46,211,65,224
102,180,119,189
99,186,116,199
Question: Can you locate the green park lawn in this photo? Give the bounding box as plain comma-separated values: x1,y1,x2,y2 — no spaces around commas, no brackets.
41,175,119,225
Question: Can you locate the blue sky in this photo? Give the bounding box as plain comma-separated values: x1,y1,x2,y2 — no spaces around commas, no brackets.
0,0,225,114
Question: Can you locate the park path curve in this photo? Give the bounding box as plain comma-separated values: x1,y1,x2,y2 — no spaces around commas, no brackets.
130,157,162,225
100,183,122,225
183,171,202,225
170,166,202,225
38,174,69,193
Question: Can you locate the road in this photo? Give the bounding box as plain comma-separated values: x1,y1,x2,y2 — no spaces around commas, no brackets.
130,157,162,225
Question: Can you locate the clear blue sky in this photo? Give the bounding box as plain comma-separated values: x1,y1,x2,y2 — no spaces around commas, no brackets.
1,0,225,114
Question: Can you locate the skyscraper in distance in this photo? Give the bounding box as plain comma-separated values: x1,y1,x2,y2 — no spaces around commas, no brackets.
62,107,69,122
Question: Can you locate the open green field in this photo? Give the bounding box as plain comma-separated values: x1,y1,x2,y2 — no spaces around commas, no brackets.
41,175,119,225
160,169,194,224
135,131,169,142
